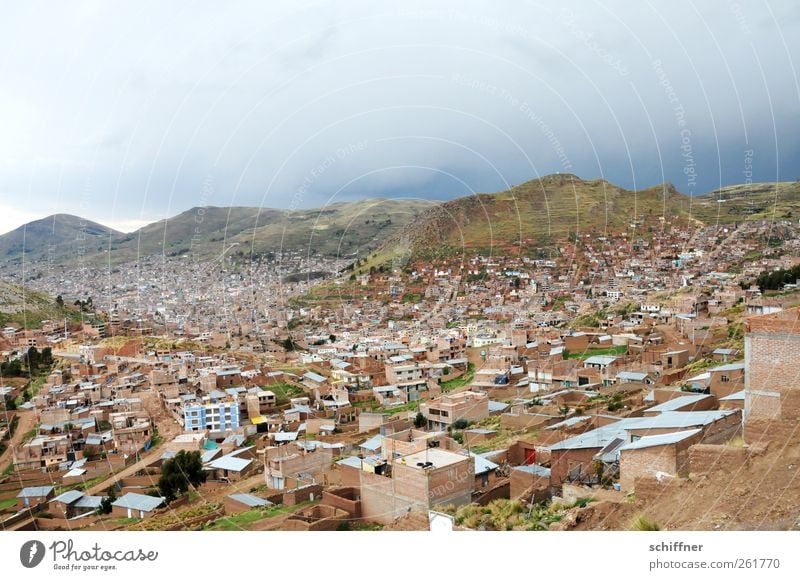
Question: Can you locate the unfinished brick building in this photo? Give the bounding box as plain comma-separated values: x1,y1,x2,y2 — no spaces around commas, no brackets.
744,307,800,444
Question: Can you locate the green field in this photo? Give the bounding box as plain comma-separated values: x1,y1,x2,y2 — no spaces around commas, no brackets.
264,382,305,403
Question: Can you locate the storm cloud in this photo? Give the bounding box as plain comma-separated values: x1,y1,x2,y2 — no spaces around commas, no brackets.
0,0,798,233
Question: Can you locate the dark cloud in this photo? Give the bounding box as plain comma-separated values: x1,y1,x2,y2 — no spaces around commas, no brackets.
0,0,798,233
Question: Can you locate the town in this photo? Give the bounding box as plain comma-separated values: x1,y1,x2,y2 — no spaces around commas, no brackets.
2,213,800,531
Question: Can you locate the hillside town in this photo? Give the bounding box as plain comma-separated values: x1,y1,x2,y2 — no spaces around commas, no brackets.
2,214,800,531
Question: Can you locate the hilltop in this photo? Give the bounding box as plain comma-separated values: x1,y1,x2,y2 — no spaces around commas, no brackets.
0,214,124,265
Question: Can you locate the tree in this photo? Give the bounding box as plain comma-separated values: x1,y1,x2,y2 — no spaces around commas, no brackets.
453,418,469,430
414,412,426,429
329,334,336,343
97,486,117,515
55,295,64,308
158,450,207,502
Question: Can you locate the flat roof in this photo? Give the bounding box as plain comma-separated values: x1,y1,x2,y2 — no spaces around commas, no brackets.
400,448,469,469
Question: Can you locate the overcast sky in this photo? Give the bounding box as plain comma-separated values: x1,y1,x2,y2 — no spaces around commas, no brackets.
1,0,798,234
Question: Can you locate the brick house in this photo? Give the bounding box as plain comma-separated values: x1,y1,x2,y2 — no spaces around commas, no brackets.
618,428,703,491
421,391,489,431
111,492,164,519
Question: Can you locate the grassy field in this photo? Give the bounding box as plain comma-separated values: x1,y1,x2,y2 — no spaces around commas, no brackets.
204,501,312,531
0,497,18,511
440,363,476,392
0,282,85,329
265,382,305,403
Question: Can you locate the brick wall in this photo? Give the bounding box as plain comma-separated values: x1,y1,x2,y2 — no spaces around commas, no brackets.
321,487,361,518
745,308,800,442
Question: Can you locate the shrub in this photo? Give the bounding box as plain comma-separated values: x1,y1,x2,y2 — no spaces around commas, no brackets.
631,515,661,531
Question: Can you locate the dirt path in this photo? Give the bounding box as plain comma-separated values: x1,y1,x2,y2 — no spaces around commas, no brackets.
0,410,38,477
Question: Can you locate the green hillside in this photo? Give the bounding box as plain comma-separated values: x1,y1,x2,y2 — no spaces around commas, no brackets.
0,282,84,329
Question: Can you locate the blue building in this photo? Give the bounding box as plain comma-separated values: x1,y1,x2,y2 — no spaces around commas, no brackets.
184,401,240,432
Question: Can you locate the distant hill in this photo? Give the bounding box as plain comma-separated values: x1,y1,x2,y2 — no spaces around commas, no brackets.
0,214,124,265
366,175,800,266
4,177,798,269
690,180,800,223
0,199,438,267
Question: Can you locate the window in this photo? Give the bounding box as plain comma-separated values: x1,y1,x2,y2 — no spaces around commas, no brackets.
720,375,730,383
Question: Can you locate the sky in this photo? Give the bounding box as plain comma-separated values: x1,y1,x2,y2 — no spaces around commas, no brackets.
0,0,799,234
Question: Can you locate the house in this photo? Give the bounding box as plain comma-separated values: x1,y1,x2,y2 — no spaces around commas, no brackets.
548,410,741,485
642,394,716,415
205,447,256,481
708,362,745,399
660,350,689,370
16,486,55,509
183,401,240,432
712,348,739,362
359,448,475,524
618,428,703,491
421,391,489,431
264,443,333,490
50,490,103,518
510,464,551,502
111,492,164,519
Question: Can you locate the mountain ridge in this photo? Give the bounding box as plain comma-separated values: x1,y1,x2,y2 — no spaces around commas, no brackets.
3,176,799,268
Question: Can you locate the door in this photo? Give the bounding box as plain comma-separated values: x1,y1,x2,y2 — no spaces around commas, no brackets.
524,448,536,465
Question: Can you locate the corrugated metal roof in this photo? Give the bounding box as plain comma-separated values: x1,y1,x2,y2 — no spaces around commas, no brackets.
112,492,164,512
227,493,272,508
336,456,363,469
207,456,252,472
74,495,103,509
514,464,551,477
51,490,84,504
720,390,746,401
549,411,735,451
359,435,383,451
17,486,54,498
620,428,701,451
645,394,712,413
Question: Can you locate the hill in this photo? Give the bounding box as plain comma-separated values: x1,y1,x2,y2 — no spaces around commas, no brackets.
0,199,438,267
367,174,690,266
0,214,124,265
690,180,800,224
367,175,800,267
